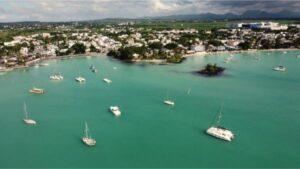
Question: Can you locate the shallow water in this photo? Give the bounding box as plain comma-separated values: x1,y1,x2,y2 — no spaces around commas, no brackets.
0,50,300,168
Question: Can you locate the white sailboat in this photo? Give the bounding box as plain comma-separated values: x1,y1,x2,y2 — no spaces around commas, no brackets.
103,78,112,84
82,122,96,146
206,105,234,142
163,92,175,106
23,102,37,125
75,71,86,83
273,57,286,72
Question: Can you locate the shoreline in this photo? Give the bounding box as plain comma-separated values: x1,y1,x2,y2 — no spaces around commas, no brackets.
1,48,299,73
183,48,300,57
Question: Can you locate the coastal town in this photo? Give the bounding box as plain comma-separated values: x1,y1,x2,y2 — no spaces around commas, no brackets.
0,21,300,71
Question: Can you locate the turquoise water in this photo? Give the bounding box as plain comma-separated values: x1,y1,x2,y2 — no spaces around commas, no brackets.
0,51,300,168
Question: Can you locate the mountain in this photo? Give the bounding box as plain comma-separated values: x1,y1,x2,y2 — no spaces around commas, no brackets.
149,10,300,21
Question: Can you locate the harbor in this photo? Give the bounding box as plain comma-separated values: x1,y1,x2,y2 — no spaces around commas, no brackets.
0,50,300,167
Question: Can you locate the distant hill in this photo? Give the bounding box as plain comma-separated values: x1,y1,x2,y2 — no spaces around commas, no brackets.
1,10,299,24
147,10,300,21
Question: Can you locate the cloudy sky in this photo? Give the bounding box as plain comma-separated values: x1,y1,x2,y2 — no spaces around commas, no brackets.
0,0,299,22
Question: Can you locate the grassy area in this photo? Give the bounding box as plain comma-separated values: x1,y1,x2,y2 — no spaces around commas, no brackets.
132,21,228,30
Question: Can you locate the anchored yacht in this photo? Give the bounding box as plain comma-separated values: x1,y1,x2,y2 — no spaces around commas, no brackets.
164,100,175,106
103,78,112,83
110,106,121,117
206,105,234,142
82,122,96,146
23,102,37,125
75,77,86,83
273,66,286,72
29,87,44,94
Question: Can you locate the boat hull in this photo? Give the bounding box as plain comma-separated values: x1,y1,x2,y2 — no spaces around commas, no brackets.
206,127,234,142
23,119,37,125
82,137,96,146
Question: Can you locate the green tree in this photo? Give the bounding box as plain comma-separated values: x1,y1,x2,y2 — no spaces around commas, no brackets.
72,43,86,54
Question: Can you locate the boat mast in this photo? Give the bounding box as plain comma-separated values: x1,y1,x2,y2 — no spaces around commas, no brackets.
23,102,28,119
216,104,223,127
84,122,89,138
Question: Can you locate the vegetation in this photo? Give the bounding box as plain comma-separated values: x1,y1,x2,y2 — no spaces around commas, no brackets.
71,43,86,54
198,63,225,76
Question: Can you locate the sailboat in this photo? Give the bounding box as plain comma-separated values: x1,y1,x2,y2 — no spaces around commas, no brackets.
75,72,86,83
103,78,112,83
206,105,234,141
273,57,286,72
82,122,96,146
163,91,175,106
23,102,37,125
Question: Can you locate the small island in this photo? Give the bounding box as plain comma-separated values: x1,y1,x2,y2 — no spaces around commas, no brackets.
198,63,225,76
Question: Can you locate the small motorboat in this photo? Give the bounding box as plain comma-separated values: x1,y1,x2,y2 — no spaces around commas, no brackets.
29,87,44,94
273,66,286,72
75,77,86,83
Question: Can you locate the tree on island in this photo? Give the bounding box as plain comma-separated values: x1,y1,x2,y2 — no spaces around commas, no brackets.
198,63,225,76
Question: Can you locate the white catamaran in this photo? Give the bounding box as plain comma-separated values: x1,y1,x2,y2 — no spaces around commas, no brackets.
82,122,96,146
23,102,37,125
206,105,234,142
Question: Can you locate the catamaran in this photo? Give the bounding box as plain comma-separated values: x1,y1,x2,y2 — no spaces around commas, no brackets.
103,78,112,83
23,102,37,125
29,87,44,94
206,105,234,142
110,106,121,117
82,122,96,146
50,74,63,80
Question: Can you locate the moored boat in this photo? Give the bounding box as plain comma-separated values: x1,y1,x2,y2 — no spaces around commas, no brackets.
164,100,175,106
75,77,86,83
206,105,234,142
273,66,286,72
110,106,121,116
23,102,37,125
29,87,44,94
103,78,112,83
82,122,96,146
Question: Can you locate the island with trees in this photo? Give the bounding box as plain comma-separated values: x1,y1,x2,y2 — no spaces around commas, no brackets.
197,63,225,76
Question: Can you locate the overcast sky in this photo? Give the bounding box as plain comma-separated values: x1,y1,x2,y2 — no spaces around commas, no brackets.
0,0,299,22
